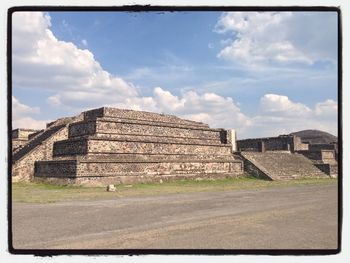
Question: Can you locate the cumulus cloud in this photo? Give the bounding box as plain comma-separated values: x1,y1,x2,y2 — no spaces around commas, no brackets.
215,12,337,67
110,87,252,133
11,12,337,138
12,12,250,132
314,99,337,118
260,94,312,117
13,12,138,111
247,94,338,137
12,96,49,129
154,88,250,130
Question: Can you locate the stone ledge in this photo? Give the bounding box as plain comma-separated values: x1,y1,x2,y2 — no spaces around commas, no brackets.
33,173,243,186
83,107,209,128
55,136,231,147
85,132,220,142
36,157,241,164
70,117,221,133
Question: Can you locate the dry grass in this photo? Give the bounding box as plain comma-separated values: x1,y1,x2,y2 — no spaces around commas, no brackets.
12,176,337,203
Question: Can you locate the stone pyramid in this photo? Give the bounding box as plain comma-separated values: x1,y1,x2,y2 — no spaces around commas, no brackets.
34,107,243,185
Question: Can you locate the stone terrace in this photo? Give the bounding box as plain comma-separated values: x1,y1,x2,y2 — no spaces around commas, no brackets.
240,151,328,180
34,107,243,185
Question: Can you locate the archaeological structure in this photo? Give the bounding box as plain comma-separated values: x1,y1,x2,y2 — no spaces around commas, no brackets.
236,135,338,180
12,128,42,153
12,107,243,185
11,107,336,185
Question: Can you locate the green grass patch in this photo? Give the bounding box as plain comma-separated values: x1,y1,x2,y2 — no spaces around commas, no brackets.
12,176,337,204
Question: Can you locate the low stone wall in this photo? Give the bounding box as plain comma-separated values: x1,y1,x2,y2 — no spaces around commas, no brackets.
12,128,41,139
69,118,223,139
237,135,309,152
53,137,232,157
33,172,241,186
35,158,243,185
309,144,337,151
84,107,208,128
237,136,294,152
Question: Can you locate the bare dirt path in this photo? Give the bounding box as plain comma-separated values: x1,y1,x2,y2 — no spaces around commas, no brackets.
12,183,338,249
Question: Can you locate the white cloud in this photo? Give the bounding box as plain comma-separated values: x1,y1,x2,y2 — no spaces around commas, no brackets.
12,12,337,139
260,94,312,117
12,96,48,129
12,96,40,117
13,12,138,111
215,12,337,67
111,87,252,133
246,94,337,138
12,12,250,132
314,99,337,118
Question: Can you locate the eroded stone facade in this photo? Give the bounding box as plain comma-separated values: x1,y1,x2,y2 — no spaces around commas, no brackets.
12,129,42,153
28,107,244,185
237,134,338,178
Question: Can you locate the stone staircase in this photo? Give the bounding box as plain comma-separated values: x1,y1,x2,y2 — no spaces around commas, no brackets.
240,151,328,180
12,124,69,182
34,107,244,186
13,125,65,162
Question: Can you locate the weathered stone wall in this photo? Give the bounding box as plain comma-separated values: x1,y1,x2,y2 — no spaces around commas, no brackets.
297,149,336,163
314,163,338,178
237,135,310,152
35,158,243,186
242,157,272,181
12,125,68,182
237,136,294,152
69,118,222,139
28,130,43,140
239,152,328,180
84,107,208,128
309,143,337,151
12,129,42,152
53,137,231,157
12,129,41,139
12,139,27,152
34,107,244,185
46,113,84,128
293,136,309,151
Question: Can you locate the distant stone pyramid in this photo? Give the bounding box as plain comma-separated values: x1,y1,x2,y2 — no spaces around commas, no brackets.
34,107,243,185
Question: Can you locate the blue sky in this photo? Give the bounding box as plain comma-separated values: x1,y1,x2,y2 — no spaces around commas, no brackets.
12,11,338,138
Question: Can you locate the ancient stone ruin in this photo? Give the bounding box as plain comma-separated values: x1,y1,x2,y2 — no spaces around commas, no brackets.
12,129,42,153
12,114,84,182
12,107,243,185
236,135,337,180
12,107,336,185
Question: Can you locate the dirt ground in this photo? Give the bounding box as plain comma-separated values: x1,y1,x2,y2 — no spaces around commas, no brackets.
11,182,338,250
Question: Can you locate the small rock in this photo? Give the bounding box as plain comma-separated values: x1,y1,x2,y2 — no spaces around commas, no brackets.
106,184,116,192
159,179,163,184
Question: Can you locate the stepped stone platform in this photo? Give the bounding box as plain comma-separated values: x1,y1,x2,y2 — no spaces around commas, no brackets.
240,151,328,180
12,114,84,182
34,107,243,185
297,149,338,178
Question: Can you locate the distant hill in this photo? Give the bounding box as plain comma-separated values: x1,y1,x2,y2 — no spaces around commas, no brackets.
290,130,337,144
